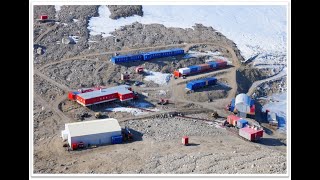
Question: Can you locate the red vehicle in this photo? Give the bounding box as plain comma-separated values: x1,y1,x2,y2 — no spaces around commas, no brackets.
136,66,144,74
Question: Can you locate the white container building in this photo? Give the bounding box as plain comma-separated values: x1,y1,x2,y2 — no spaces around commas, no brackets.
61,118,122,149
178,67,191,75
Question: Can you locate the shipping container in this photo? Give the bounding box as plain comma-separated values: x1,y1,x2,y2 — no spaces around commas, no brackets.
230,99,235,112
40,15,48,20
239,126,263,141
198,64,211,71
188,65,201,73
182,136,189,145
207,61,217,69
178,67,191,75
227,115,241,126
249,105,255,114
216,60,227,68
111,135,123,144
202,77,217,86
237,119,249,128
186,77,217,91
174,70,181,77
250,99,255,106
186,79,206,90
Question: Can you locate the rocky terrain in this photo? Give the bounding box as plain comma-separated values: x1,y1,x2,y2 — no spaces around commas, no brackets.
107,5,143,19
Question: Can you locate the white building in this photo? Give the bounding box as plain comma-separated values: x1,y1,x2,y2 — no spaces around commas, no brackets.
61,118,121,149
235,93,251,113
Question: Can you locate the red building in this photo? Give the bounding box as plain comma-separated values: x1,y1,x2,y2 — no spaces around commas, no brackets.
68,85,134,106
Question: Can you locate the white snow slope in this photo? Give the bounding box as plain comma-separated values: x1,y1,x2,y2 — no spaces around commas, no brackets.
88,5,287,63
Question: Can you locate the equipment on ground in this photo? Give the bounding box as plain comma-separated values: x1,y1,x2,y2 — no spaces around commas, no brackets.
94,112,102,119
122,126,133,141
133,91,139,99
157,98,169,105
134,81,141,86
211,111,218,119
136,66,144,74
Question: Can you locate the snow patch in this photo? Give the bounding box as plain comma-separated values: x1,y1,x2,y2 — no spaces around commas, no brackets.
106,104,159,116
54,5,61,19
159,90,167,96
144,70,171,85
106,107,149,116
73,19,79,23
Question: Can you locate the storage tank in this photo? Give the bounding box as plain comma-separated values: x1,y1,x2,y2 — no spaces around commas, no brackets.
235,93,251,113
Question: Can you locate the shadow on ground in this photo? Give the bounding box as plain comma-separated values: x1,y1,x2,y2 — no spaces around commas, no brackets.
258,138,286,146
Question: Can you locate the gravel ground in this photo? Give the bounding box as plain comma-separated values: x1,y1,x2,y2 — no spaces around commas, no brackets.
33,115,286,174
33,74,65,102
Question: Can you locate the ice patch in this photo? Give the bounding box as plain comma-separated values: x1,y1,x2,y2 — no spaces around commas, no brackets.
144,70,171,85
106,106,159,116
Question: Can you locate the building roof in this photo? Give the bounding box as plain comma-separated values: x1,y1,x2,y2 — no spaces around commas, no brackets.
240,126,263,134
238,119,248,124
235,93,251,106
228,115,241,120
66,118,121,137
77,85,132,100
